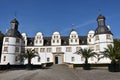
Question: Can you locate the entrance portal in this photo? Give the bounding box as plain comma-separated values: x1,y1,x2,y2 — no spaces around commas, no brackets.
55,55,62,64
53,53,64,64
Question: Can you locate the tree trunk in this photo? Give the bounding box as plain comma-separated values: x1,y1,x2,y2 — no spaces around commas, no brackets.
28,58,31,65
85,57,88,64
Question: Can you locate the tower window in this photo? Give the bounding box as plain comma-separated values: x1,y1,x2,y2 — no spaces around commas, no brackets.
15,47,19,52
4,47,8,52
5,38,9,42
16,38,20,43
3,56,6,61
106,34,111,40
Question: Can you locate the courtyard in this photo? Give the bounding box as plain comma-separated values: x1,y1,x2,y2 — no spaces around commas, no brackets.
0,64,120,80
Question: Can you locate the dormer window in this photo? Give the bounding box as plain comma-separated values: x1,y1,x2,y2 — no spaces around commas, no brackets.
57,40,59,43
53,40,55,43
71,39,73,43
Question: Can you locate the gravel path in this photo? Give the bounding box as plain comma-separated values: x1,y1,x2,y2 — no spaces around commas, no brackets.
0,65,120,80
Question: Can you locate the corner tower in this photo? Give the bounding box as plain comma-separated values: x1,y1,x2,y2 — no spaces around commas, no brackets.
1,18,24,64
94,14,113,63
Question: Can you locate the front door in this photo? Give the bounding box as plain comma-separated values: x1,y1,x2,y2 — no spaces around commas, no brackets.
55,55,62,64
53,53,64,64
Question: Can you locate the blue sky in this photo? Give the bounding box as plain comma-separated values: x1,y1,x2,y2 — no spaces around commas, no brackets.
0,0,120,38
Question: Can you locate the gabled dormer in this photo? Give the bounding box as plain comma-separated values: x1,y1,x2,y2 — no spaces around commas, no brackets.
87,30,95,45
22,33,27,46
69,29,79,45
51,32,61,46
34,32,44,46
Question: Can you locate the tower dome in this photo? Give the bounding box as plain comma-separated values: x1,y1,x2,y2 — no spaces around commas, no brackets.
94,14,112,35
5,18,22,38
10,18,19,24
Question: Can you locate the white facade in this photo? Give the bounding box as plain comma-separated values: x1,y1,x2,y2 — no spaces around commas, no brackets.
1,37,24,64
0,14,114,65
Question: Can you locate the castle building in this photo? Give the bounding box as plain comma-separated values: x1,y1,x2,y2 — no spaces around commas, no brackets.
0,14,113,65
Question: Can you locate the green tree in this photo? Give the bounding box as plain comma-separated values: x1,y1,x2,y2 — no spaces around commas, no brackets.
114,39,120,50
99,45,120,64
21,49,39,65
76,48,97,64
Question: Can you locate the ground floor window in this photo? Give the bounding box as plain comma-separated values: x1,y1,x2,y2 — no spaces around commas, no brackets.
3,56,6,61
47,57,50,62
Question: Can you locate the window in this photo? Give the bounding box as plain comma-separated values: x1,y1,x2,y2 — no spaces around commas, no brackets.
16,38,20,43
76,47,81,51
3,56,6,61
5,38,9,42
95,36,99,41
53,40,55,43
57,40,59,43
66,47,72,52
74,35,76,38
81,57,84,61
106,34,111,40
4,47,8,52
89,46,94,51
40,48,45,52
75,39,77,42
35,40,38,44
39,40,42,43
15,47,19,52
56,47,61,52
89,35,92,38
37,36,41,39
47,48,51,52
96,45,100,51
47,58,50,62
71,57,75,62
71,39,73,43
91,57,94,61
38,57,40,62
15,56,18,61
89,39,91,42
34,48,38,53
